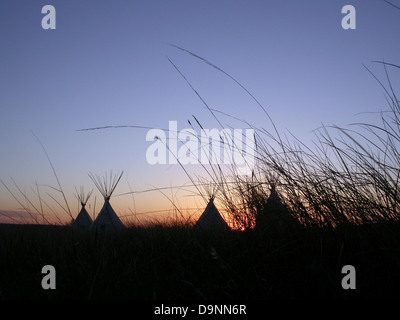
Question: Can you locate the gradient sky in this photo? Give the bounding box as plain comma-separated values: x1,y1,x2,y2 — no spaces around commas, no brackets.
1,0,399,224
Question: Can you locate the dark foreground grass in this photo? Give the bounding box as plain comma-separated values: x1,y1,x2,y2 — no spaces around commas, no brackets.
1,222,399,300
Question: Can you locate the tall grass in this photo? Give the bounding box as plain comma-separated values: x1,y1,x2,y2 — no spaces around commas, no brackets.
0,133,73,225
248,61,400,228
169,47,400,230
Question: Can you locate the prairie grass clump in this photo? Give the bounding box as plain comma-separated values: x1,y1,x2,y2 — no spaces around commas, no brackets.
263,62,400,228
189,61,400,232
166,45,399,231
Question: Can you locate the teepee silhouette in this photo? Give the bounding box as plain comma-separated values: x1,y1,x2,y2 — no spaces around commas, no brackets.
194,182,229,231
255,184,299,232
89,171,125,229
195,196,230,231
72,187,93,229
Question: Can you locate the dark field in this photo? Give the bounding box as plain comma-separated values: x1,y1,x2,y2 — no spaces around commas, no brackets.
1,222,399,300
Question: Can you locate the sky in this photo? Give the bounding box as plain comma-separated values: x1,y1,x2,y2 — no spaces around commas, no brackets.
0,0,399,224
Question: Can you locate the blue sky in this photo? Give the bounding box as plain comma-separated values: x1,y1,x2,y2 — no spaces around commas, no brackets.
1,0,399,224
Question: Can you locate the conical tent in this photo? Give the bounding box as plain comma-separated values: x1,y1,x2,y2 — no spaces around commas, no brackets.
94,198,124,228
72,206,93,228
195,198,229,231
255,185,298,231
89,171,125,229
72,187,93,229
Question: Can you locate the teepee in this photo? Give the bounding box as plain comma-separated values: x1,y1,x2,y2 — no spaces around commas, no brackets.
72,187,93,229
89,171,125,229
194,182,229,231
195,196,230,231
255,185,298,232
